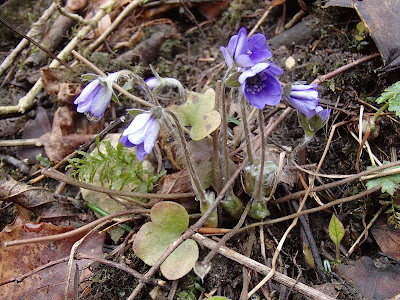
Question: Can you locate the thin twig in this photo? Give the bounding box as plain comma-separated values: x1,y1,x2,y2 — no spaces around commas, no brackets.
41,168,195,199
192,233,335,300
272,159,400,205
87,0,147,53
4,209,149,247
346,206,383,258
0,0,117,114
0,3,56,77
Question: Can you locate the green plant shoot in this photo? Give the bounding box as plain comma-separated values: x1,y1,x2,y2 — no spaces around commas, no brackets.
329,214,344,262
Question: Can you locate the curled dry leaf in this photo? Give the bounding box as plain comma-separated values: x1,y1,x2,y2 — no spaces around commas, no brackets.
0,222,105,299
0,175,83,224
40,106,103,162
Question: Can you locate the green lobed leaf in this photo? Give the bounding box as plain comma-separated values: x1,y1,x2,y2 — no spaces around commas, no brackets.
366,164,400,195
375,81,400,104
132,201,199,280
375,81,400,117
172,88,221,141
329,214,344,247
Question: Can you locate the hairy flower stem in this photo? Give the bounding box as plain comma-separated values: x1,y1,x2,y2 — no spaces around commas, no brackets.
221,81,231,183
253,109,266,201
240,94,255,165
165,110,207,203
212,81,223,194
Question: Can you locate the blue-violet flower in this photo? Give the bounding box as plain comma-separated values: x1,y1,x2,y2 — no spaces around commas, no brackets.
220,27,272,69
120,112,160,161
145,77,161,90
310,106,331,121
238,62,283,109
285,84,319,119
74,72,119,122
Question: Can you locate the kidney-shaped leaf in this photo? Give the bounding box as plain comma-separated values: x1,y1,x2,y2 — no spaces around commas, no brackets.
132,201,199,280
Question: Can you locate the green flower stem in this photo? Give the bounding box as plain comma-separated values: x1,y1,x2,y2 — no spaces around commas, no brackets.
86,202,133,232
373,102,389,120
240,94,254,165
165,110,207,203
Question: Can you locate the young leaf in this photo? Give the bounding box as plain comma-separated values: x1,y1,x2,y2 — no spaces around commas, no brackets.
132,201,199,280
375,81,400,117
366,165,400,195
171,88,221,140
329,214,344,247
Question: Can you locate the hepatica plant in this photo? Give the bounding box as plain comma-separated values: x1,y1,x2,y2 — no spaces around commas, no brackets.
70,27,331,281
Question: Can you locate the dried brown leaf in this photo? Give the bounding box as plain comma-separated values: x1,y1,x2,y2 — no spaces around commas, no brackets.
338,256,400,300
371,218,400,260
0,222,105,299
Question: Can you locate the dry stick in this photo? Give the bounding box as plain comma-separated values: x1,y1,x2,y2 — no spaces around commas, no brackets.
248,0,284,37
0,16,72,71
201,201,251,268
313,53,381,85
0,138,43,147
77,254,166,288
64,223,106,300
71,50,152,108
191,233,335,300
0,3,56,77
248,119,356,297
128,158,249,299
42,168,195,200
0,0,117,114
346,206,383,258
272,159,400,205
4,209,149,247
87,0,146,53
240,185,381,232
0,257,69,286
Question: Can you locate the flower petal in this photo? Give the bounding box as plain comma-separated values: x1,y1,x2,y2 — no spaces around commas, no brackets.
119,135,135,147
146,77,161,90
136,143,146,161
220,46,233,68
143,119,160,154
122,113,152,136
89,86,113,118
233,27,249,58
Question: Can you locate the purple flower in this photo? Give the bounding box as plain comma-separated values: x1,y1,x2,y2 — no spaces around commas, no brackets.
145,77,161,90
120,112,160,161
74,72,120,121
220,27,272,68
310,106,331,121
238,62,283,109
285,84,319,119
